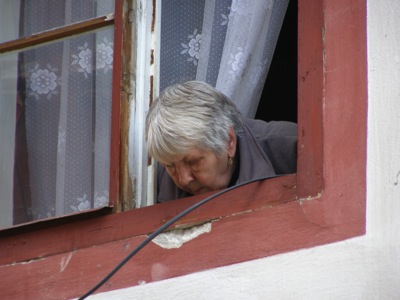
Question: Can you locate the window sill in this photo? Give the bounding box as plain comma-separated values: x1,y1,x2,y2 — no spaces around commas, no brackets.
0,174,297,266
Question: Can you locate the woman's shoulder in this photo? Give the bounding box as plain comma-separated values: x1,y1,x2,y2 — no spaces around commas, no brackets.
241,118,297,175
243,118,297,138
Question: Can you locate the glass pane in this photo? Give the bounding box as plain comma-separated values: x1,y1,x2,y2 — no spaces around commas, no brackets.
0,0,115,44
0,26,114,227
0,52,19,228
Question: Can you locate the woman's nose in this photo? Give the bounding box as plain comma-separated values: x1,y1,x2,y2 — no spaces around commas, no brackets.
175,165,194,186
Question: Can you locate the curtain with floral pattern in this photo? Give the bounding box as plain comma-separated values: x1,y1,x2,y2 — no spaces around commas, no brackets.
160,0,289,118
15,0,114,222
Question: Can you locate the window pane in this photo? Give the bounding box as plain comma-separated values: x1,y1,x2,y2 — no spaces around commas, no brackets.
0,0,114,44
0,52,19,228
0,26,114,227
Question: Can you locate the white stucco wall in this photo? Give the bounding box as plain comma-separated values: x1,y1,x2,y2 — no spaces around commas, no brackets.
89,0,400,299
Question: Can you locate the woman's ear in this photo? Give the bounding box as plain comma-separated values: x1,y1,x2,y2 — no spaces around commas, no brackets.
227,127,237,157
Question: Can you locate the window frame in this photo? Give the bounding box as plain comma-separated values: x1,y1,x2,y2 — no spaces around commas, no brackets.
0,0,367,299
0,1,123,226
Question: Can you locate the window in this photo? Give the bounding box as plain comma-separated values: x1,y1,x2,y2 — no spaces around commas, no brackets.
0,0,122,228
0,0,367,299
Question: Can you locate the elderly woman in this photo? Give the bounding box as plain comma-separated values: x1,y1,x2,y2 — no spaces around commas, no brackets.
146,81,297,203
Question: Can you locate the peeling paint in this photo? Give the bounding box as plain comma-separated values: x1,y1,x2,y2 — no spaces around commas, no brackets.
15,257,45,265
151,262,168,280
299,192,322,204
231,209,253,217
152,223,212,249
104,13,115,21
60,252,73,273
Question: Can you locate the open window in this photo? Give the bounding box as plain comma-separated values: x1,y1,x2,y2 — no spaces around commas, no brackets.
0,0,367,299
0,0,122,228
0,0,294,226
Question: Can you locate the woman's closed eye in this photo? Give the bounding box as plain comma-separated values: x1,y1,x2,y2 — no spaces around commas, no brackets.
165,164,176,174
186,158,202,171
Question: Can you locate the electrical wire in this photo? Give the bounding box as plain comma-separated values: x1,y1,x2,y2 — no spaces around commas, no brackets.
78,175,279,299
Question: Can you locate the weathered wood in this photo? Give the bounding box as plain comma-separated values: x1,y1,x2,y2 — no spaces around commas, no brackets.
111,0,130,211
0,15,114,54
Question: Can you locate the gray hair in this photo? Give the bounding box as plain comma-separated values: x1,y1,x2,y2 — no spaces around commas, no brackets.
146,81,243,165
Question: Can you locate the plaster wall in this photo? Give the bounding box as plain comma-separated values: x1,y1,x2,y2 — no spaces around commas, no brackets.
89,0,400,298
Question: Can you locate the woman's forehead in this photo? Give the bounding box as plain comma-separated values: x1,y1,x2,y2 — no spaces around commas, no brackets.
167,147,212,164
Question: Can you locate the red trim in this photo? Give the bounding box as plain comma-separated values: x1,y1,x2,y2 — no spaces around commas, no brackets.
297,0,324,198
109,0,123,207
0,0,367,299
300,0,367,227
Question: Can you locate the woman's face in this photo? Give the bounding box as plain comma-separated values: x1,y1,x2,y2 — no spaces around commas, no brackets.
164,128,237,195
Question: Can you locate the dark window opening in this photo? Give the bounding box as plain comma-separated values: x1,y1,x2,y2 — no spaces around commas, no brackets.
256,0,297,123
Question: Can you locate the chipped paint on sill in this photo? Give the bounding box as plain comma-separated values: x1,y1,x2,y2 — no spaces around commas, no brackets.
299,192,322,204
152,222,212,249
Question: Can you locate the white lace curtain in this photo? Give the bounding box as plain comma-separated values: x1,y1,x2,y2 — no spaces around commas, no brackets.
160,0,289,118
13,0,114,223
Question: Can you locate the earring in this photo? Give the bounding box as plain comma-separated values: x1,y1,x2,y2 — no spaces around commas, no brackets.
228,155,234,167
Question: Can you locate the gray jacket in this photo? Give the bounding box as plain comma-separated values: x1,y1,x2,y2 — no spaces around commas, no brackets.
156,118,297,203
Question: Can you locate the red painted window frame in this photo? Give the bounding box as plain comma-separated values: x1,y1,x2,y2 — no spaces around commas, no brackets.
0,0,367,299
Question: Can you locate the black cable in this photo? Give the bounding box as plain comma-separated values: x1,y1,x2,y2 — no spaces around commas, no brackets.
78,175,279,299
